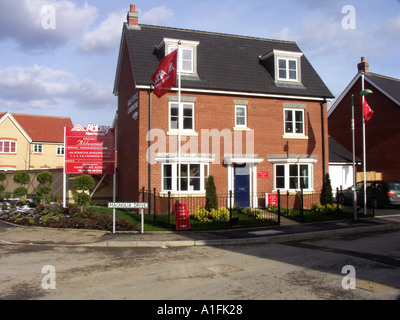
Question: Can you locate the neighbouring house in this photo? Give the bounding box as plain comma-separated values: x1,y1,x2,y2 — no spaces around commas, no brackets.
328,57,400,182
113,4,334,210
0,111,73,171
328,136,361,196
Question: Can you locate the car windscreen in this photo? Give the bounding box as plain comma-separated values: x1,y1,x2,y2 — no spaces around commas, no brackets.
387,182,400,190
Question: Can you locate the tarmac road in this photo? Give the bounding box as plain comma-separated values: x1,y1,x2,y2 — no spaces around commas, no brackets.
0,226,399,300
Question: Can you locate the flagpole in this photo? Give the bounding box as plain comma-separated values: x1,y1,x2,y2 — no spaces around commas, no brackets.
177,41,182,203
362,73,367,215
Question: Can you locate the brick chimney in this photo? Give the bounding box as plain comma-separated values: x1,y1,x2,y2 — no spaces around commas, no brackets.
127,4,139,28
357,56,369,73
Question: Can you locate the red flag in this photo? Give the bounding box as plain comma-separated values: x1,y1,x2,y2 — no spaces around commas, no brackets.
151,50,177,98
363,98,374,122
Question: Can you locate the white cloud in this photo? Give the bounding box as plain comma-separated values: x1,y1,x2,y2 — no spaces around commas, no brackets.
78,10,126,53
140,6,174,25
0,0,97,52
0,65,115,111
77,5,175,54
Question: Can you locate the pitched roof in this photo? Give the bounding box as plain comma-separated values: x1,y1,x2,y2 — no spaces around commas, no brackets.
366,73,400,104
328,72,400,117
0,112,73,143
115,24,333,99
329,136,361,164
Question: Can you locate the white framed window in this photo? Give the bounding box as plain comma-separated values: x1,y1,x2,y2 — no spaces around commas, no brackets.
235,105,247,127
161,38,199,76
168,46,194,74
169,102,194,132
0,140,17,153
161,162,209,193
33,144,43,153
278,58,298,81
56,145,64,155
273,163,313,191
284,109,304,135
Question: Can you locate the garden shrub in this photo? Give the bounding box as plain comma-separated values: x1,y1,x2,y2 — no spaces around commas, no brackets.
311,203,344,214
13,186,27,199
205,176,218,211
193,207,230,222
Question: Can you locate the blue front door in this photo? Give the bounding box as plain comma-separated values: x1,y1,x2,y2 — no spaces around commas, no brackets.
234,164,250,208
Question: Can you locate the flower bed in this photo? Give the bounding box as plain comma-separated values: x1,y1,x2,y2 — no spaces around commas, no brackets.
0,201,139,232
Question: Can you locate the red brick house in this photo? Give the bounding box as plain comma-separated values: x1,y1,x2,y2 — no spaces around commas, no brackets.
113,5,333,209
328,58,400,181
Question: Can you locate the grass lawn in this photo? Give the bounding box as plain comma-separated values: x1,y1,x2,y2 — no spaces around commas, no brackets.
89,206,278,232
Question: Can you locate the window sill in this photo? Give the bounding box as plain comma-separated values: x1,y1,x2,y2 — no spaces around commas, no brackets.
167,131,198,136
282,135,308,140
233,127,250,131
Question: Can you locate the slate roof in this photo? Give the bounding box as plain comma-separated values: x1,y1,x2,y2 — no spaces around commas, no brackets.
116,24,333,99
366,72,400,104
329,136,361,164
0,112,73,143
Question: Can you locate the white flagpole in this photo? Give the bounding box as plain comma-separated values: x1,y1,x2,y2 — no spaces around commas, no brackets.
177,41,181,203
362,73,367,215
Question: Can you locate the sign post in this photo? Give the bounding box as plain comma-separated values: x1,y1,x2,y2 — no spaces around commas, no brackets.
108,202,149,234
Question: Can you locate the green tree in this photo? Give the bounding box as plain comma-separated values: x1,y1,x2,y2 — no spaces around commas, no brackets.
37,171,53,185
320,173,333,205
36,172,53,204
205,175,218,211
13,171,30,186
73,175,95,212
13,171,30,200
0,172,6,197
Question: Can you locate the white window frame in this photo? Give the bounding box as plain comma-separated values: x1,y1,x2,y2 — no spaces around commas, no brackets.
278,58,298,82
162,38,199,76
169,102,195,133
0,140,17,153
235,105,247,128
284,108,305,136
168,46,194,74
56,145,64,155
272,162,314,192
270,50,303,83
33,143,43,153
161,162,209,194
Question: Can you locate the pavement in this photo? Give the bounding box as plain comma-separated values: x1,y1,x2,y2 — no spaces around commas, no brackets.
1,215,399,248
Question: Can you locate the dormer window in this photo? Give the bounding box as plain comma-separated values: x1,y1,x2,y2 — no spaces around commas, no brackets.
158,38,199,77
260,50,303,84
278,58,298,81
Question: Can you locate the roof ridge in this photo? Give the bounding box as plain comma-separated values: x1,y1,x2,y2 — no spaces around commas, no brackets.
136,23,297,45
367,72,400,83
5,112,71,120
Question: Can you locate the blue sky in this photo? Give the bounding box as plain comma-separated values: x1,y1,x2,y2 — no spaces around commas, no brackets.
0,0,399,126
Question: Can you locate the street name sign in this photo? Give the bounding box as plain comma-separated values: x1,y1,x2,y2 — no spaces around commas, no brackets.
108,202,148,209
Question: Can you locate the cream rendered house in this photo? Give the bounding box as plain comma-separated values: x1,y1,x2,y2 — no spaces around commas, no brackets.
0,112,73,171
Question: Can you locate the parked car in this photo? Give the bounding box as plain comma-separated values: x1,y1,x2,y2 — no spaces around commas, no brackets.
337,181,400,208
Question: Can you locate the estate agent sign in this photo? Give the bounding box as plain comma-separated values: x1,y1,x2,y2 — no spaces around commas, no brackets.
65,124,115,175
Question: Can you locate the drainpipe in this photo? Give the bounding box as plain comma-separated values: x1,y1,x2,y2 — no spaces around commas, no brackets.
320,98,327,179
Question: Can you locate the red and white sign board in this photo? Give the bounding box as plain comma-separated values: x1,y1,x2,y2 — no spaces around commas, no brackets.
65,124,115,175
65,161,115,175
257,170,270,178
174,203,191,230
65,148,115,161
266,193,278,206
